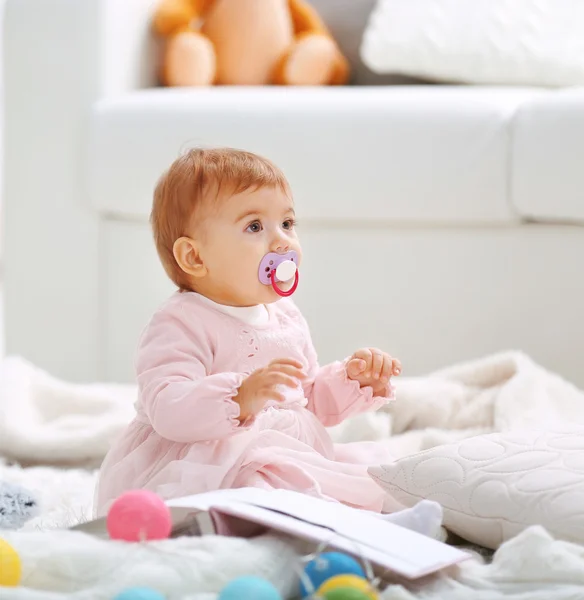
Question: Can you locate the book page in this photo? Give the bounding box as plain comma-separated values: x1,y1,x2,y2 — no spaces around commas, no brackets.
172,488,470,578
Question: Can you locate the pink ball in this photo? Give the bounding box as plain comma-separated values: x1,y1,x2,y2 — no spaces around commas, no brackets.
106,490,172,542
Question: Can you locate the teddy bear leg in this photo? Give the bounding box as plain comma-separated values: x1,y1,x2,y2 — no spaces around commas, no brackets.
273,33,342,86
329,51,351,85
163,31,217,87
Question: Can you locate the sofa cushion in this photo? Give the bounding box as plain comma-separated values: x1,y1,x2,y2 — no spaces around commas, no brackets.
512,89,584,224
361,0,584,87
88,86,542,223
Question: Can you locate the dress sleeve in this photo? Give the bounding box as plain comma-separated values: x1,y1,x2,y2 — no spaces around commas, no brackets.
135,304,249,443
280,300,395,427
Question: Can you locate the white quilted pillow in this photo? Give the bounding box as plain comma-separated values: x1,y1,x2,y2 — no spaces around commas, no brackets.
369,429,584,549
360,0,584,86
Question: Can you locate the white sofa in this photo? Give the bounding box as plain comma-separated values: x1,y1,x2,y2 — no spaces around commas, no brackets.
4,0,584,386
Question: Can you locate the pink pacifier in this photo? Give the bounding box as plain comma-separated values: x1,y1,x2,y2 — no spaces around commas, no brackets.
259,250,299,297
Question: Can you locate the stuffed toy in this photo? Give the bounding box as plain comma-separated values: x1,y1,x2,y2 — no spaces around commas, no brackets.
0,481,38,530
153,0,350,86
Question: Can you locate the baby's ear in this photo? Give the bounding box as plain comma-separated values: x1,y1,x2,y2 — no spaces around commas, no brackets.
173,237,207,278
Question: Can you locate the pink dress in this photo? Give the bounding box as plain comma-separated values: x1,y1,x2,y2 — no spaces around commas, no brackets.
95,292,394,516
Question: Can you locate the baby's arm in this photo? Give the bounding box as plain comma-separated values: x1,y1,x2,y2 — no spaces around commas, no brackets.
303,343,395,427
136,308,248,444
282,301,396,427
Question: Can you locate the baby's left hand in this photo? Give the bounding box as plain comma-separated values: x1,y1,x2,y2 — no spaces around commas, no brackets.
346,347,401,391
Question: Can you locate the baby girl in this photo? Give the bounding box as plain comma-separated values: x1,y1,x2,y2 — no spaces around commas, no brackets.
95,148,441,535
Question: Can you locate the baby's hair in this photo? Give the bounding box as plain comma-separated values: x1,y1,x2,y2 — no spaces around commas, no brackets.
150,147,292,290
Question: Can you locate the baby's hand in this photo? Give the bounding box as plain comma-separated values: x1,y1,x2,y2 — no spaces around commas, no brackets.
234,358,305,422
346,347,401,392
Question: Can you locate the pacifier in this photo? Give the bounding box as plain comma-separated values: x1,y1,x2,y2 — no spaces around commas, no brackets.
259,250,299,297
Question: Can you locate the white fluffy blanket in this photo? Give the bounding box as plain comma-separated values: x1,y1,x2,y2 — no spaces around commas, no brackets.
2,351,584,599
335,349,584,456
0,357,136,466
2,351,583,467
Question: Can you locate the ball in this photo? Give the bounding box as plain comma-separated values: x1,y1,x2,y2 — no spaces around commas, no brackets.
107,490,172,542
218,576,282,600
319,588,377,600
300,552,365,597
317,575,378,600
0,538,22,586
113,588,166,600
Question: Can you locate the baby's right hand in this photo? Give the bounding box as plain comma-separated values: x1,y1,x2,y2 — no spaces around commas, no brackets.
234,358,305,422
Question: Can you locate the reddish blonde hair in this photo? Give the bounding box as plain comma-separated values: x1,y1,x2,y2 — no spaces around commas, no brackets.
151,147,292,289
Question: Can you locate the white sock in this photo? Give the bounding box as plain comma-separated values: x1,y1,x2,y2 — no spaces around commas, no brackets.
378,500,444,539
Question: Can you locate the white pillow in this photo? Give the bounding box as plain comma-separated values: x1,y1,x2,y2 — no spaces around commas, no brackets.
360,0,584,87
369,429,584,549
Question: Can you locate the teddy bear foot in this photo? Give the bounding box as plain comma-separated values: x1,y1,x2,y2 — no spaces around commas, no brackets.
275,33,342,86
163,31,216,86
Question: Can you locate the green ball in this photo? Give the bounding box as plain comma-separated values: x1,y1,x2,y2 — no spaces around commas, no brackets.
321,588,374,600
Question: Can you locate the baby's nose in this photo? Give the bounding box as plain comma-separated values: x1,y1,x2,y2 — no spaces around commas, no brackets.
272,239,290,253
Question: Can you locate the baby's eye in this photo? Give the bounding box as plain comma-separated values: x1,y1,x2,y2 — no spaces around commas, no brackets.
246,221,262,233
282,219,296,230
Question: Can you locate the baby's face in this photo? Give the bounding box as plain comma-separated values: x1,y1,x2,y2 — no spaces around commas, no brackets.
196,186,302,306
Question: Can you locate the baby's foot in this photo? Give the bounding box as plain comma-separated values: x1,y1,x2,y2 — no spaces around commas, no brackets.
380,500,443,539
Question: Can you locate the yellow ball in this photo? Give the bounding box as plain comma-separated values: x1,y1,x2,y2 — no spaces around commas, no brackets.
0,538,22,587
316,574,378,600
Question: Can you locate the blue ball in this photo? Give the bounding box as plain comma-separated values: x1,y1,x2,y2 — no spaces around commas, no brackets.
113,588,166,600
219,576,282,600
300,552,366,597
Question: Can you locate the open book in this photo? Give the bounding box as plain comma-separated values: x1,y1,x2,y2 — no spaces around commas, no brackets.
74,488,470,580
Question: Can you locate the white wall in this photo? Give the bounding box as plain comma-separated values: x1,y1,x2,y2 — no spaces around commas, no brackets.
0,0,6,357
